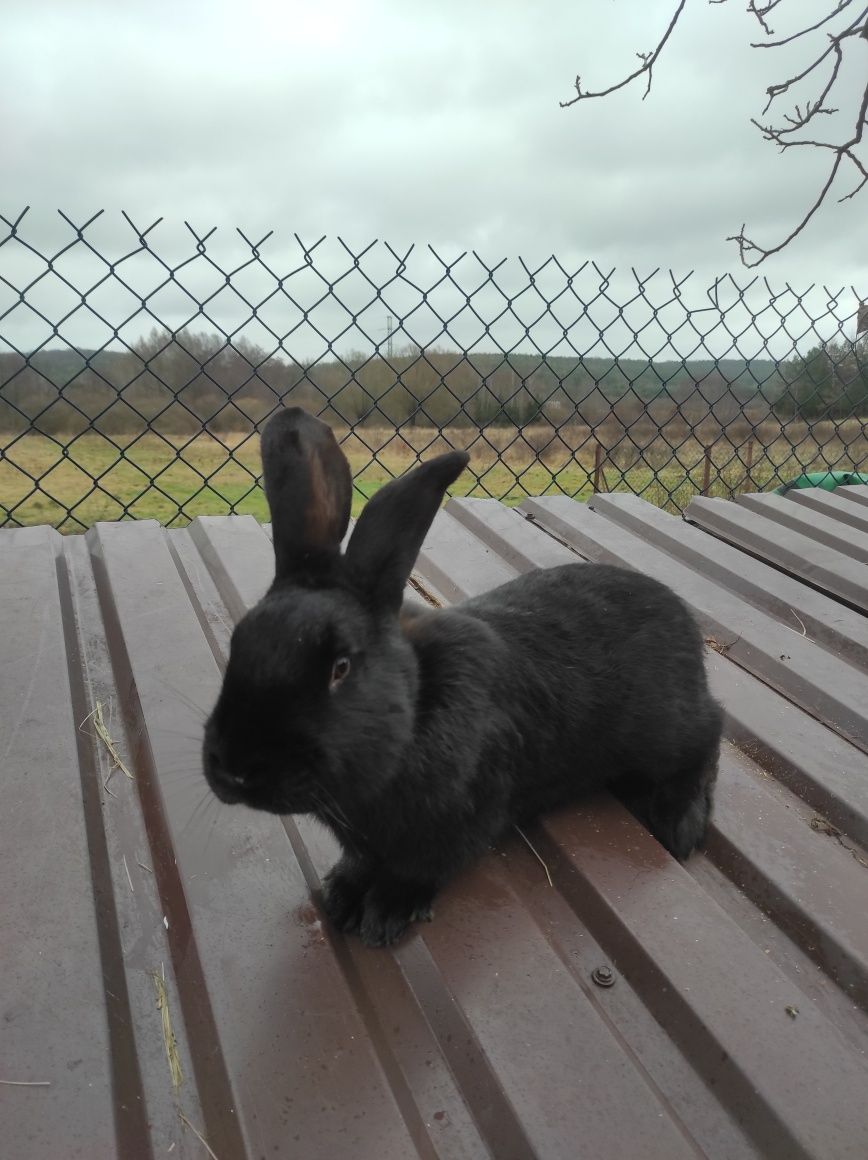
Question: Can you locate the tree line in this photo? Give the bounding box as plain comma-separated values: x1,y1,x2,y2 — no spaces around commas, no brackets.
0,326,864,438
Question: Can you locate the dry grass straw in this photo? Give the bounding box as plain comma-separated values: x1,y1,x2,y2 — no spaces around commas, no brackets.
514,825,554,887
80,699,134,795
789,609,808,636
150,965,183,1090
122,854,134,894
178,1112,221,1160
0,1079,51,1086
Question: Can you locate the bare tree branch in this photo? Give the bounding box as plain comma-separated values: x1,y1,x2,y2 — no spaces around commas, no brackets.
559,0,688,107
748,1,785,39
562,1,868,267
749,1,851,49
735,5,868,265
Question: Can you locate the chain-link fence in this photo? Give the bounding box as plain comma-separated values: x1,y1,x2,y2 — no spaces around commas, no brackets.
1,208,866,532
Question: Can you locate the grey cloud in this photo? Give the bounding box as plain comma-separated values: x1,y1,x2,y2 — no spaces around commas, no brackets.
1,0,865,360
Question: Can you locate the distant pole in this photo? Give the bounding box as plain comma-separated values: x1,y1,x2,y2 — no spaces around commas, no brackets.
594,442,605,493
702,447,712,495
744,439,754,494
385,314,394,360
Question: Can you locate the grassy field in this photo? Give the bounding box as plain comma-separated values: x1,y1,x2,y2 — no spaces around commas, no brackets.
1,418,866,532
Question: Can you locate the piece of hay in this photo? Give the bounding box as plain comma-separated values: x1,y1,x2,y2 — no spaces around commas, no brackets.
81,700,134,794
789,608,807,636
151,966,183,1090
179,1113,220,1160
0,1079,51,1086
513,825,554,887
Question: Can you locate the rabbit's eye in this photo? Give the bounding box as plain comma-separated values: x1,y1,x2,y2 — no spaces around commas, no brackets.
329,656,351,690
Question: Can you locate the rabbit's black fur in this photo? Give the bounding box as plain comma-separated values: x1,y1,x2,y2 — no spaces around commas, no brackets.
203,408,722,947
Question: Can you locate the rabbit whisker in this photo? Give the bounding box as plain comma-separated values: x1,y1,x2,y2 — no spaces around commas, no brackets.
182,788,216,837
311,788,364,841
161,680,209,722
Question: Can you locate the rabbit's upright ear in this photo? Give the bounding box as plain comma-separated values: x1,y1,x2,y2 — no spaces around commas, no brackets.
260,408,352,582
345,450,469,613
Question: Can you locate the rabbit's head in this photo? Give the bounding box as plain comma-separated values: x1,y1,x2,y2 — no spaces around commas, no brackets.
202,408,468,818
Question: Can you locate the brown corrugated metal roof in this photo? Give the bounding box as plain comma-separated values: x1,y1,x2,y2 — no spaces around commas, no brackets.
684,491,868,614
2,487,868,1159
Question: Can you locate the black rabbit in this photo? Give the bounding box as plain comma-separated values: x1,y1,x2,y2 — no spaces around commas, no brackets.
203,408,722,947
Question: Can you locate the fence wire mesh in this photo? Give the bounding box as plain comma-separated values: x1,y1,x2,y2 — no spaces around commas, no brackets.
1,208,866,532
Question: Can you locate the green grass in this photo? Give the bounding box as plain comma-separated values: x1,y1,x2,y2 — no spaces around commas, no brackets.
1,421,866,532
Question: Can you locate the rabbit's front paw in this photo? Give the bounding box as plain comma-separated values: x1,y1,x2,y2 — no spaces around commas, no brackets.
357,878,435,948
321,859,371,934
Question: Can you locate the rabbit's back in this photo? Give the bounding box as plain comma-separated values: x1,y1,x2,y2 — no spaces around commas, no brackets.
456,563,720,819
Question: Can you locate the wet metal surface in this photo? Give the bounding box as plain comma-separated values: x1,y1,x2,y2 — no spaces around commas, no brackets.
3,490,868,1159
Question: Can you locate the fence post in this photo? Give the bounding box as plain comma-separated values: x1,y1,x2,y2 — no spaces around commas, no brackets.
593,442,605,493
701,447,712,496
744,439,754,494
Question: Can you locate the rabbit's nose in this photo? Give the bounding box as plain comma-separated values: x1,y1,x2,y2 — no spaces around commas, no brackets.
205,744,246,798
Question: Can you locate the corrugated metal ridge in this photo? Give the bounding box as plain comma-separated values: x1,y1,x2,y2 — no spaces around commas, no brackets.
786,486,868,533
737,493,868,563
684,495,868,614
591,492,868,670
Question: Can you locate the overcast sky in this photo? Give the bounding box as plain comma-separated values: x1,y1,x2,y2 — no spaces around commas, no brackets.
1,0,865,361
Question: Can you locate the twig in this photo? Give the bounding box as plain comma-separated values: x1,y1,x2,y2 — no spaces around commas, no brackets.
750,2,854,50
747,0,782,39
179,1113,221,1160
514,825,554,887
560,0,687,106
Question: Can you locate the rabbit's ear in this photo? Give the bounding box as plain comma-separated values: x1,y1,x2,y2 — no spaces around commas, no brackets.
260,408,352,581
345,450,469,613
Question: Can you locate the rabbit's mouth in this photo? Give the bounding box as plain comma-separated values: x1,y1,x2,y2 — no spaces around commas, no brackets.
203,733,318,814
209,781,308,814
210,780,245,805
202,740,249,804
226,775,317,816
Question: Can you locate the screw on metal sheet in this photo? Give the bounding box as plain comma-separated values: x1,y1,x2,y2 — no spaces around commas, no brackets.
591,965,615,988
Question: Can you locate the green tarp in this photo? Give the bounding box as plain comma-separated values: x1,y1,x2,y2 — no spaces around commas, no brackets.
774,470,868,495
